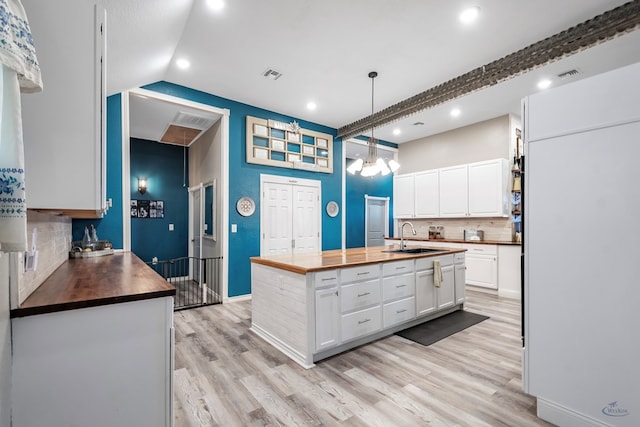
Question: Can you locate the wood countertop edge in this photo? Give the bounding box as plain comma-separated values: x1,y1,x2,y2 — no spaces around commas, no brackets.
385,237,521,246
251,247,467,275
10,289,175,318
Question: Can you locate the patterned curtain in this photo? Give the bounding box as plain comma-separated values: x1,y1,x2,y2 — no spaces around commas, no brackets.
0,0,42,252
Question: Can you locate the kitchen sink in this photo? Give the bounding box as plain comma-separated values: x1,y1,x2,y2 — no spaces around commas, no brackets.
383,247,442,254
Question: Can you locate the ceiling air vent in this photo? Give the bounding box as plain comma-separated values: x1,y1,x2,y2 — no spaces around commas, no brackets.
557,68,581,79
263,68,283,80
173,111,216,130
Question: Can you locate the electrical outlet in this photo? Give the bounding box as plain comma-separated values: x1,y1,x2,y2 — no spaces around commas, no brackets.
24,250,38,272
169,224,174,231
231,224,237,233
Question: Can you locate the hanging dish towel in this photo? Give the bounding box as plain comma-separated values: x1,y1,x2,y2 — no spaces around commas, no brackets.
433,259,443,288
0,0,42,252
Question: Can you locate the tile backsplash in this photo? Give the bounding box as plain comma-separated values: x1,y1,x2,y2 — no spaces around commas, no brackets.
16,211,71,305
395,217,514,242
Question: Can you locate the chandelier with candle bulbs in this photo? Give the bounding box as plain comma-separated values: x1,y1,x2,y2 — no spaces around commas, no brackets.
347,71,399,177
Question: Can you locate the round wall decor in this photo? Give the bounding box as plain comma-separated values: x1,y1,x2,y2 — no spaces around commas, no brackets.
236,197,256,217
326,201,339,217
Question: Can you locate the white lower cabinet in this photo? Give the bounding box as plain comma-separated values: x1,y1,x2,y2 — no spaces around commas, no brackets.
454,253,466,304
383,297,416,328
341,306,382,342
465,245,498,289
11,297,173,427
315,287,340,351
415,255,455,316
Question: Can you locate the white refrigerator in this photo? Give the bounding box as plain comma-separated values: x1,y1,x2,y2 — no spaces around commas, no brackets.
523,62,640,426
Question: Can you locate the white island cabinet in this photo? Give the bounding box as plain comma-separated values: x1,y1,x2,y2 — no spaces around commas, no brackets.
21,0,107,217
250,246,466,368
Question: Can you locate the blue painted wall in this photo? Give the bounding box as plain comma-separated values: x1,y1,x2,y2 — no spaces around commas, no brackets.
72,94,123,246
129,138,189,263
90,83,396,297
345,159,394,248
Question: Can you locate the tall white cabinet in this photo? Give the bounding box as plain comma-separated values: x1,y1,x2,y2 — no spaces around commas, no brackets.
21,0,107,218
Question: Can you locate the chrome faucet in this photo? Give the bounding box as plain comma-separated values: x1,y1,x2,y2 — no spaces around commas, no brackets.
400,221,417,249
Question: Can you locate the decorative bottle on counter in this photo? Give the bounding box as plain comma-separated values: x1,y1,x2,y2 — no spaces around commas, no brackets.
90,224,98,243
82,226,91,249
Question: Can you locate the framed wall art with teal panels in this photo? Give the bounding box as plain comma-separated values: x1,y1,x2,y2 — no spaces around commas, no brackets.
246,116,333,173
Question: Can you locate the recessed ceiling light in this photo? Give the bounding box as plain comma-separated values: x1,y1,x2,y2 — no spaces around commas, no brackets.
450,108,461,117
306,102,317,111
459,6,481,23
537,79,552,89
392,128,401,136
207,0,225,11
176,58,190,70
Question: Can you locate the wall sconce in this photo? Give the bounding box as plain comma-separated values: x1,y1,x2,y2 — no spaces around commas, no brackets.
138,178,147,194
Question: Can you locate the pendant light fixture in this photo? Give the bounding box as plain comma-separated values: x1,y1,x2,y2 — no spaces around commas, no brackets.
347,71,400,177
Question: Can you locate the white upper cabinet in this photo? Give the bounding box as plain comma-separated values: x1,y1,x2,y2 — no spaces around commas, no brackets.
393,174,414,218
439,164,469,217
468,159,509,217
394,170,439,218
21,0,106,218
413,169,439,217
398,159,509,219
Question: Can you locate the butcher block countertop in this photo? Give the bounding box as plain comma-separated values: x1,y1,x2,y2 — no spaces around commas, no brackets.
11,252,175,318
386,237,521,246
251,245,466,275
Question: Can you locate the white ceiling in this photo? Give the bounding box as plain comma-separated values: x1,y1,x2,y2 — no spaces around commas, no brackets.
109,0,640,144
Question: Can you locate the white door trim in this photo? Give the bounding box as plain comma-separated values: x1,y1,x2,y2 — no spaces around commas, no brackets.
122,88,231,302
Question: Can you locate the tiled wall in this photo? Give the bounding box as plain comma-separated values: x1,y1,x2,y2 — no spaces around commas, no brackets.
17,211,71,305
395,217,514,242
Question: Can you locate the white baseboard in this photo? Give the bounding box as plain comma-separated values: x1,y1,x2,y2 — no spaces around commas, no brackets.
537,397,610,427
250,324,313,369
498,288,521,300
224,294,251,304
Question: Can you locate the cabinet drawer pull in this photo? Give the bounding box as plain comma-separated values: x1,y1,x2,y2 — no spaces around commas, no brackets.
358,318,371,325
396,309,407,314
322,277,336,281
395,284,406,288
357,292,371,297
357,272,370,276
395,266,406,270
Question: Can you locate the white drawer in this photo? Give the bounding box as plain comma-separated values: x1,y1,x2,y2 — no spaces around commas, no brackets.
340,264,379,283
415,254,454,271
341,306,382,342
382,260,414,276
383,297,416,328
453,252,465,264
314,269,339,288
463,244,497,256
382,273,415,302
340,279,381,313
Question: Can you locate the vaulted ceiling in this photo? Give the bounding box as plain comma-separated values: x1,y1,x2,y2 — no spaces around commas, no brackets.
107,0,640,144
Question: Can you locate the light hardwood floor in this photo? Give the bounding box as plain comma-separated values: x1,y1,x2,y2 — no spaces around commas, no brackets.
173,288,552,427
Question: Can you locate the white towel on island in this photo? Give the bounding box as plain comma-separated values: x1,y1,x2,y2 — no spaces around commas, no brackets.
0,0,42,252
433,259,443,288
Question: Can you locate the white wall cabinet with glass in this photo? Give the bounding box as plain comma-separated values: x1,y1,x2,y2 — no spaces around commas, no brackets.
21,0,107,218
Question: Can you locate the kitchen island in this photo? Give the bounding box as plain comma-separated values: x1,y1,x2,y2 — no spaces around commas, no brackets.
250,245,466,368
10,253,175,427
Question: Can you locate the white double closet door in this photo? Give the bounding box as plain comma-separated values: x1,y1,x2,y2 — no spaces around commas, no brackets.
260,175,321,256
